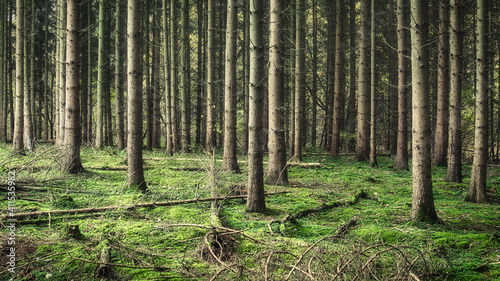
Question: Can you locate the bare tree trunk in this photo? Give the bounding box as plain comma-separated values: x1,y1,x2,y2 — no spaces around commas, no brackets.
311,0,317,147
266,0,288,186
410,0,439,223
346,0,357,153
115,0,125,150
145,1,152,151
242,2,249,155
246,0,266,213
80,0,88,144
446,0,463,182
356,0,370,161
205,0,215,154
369,0,377,167
331,0,344,157
170,0,179,152
195,0,204,147
24,1,33,151
87,1,93,144
324,0,334,151
164,0,173,155
433,0,450,166
62,0,84,174
96,0,105,149
222,0,240,173
180,0,190,152
468,0,488,203
57,0,67,146
396,0,409,170
13,0,25,153
152,0,161,149
293,0,305,162
127,0,147,192
0,2,5,142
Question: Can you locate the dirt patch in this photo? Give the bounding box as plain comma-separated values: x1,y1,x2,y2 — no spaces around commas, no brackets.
0,235,38,277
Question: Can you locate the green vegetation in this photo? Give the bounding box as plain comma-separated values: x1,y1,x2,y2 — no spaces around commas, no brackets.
0,143,499,280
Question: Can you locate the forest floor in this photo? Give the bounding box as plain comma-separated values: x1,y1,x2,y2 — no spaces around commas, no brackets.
0,142,499,280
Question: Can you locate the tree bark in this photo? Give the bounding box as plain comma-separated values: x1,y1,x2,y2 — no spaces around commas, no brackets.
331,0,344,157
152,0,161,149
246,0,266,213
13,0,24,153
62,0,84,174
0,2,4,142
433,0,450,166
58,0,67,146
23,1,33,151
127,0,147,192
311,0,317,147
266,0,288,186
468,0,488,203
446,0,463,182
95,0,106,149
356,0,370,161
346,0,357,153
410,0,439,223
293,0,305,162
170,0,179,152
242,2,249,155
180,0,190,152
80,0,88,144
396,0,409,170
205,0,216,154
369,0,377,167
115,0,125,150
222,0,240,173
164,0,173,155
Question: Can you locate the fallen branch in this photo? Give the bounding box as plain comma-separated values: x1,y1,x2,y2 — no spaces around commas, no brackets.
0,191,289,221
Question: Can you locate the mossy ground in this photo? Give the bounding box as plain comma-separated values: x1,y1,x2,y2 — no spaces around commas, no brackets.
0,142,499,280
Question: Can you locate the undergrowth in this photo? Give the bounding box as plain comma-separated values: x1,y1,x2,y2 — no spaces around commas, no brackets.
0,142,498,280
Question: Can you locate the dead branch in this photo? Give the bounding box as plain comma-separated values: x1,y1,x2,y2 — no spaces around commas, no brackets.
0,191,289,221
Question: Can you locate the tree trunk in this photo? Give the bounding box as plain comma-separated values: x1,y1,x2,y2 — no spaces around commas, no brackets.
331,0,344,157
145,1,152,151
409,0,439,223
195,0,204,147
356,0,370,161
80,0,88,144
446,0,463,182
222,0,240,173
164,0,173,155
0,2,5,142
324,0,334,151
369,0,377,167
242,2,249,155
346,0,357,153
266,0,288,186
96,0,105,149
468,0,488,203
205,0,215,154
152,0,161,149
127,0,147,192
62,0,84,174
13,0,24,153
180,0,190,152
23,1,33,151
395,0,409,170
433,0,450,166
246,0,266,213
293,0,305,162
87,0,93,144
115,0,125,150
311,0,317,147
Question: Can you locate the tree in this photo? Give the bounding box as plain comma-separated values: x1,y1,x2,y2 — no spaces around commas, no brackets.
369,0,377,167
62,0,84,174
58,0,67,146
409,0,439,223
24,0,33,151
127,0,147,192
115,0,125,150
13,0,24,153
246,0,265,213
164,0,173,155
468,0,488,203
293,0,305,162
356,0,370,161
446,0,463,182
266,0,288,186
205,0,216,154
170,0,179,152
180,0,190,152
396,0,409,170
433,0,450,166
331,0,344,157
152,0,161,149
95,0,106,149
222,0,240,173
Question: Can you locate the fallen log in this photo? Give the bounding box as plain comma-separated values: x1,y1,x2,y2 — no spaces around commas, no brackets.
146,158,323,168
0,191,290,221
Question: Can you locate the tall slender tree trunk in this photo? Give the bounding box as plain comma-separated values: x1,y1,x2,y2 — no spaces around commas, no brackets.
0,2,4,142
145,1,152,151
180,0,190,152
80,0,88,144
23,1,33,151
58,0,67,146
242,2,249,155
222,0,240,173
246,0,266,213
410,0,439,223
293,0,305,162
433,0,450,166
446,0,463,182
357,0,370,161
170,0,179,152
87,0,93,144
195,0,203,147
62,0,84,173
324,0,334,151
13,0,25,153
346,0,357,153
311,0,317,147
331,0,344,157
468,0,488,203
369,0,377,167
127,0,147,192
205,0,215,154
396,0,409,170
266,0,288,186
152,0,161,149
96,0,105,149
115,0,125,150
164,0,173,155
